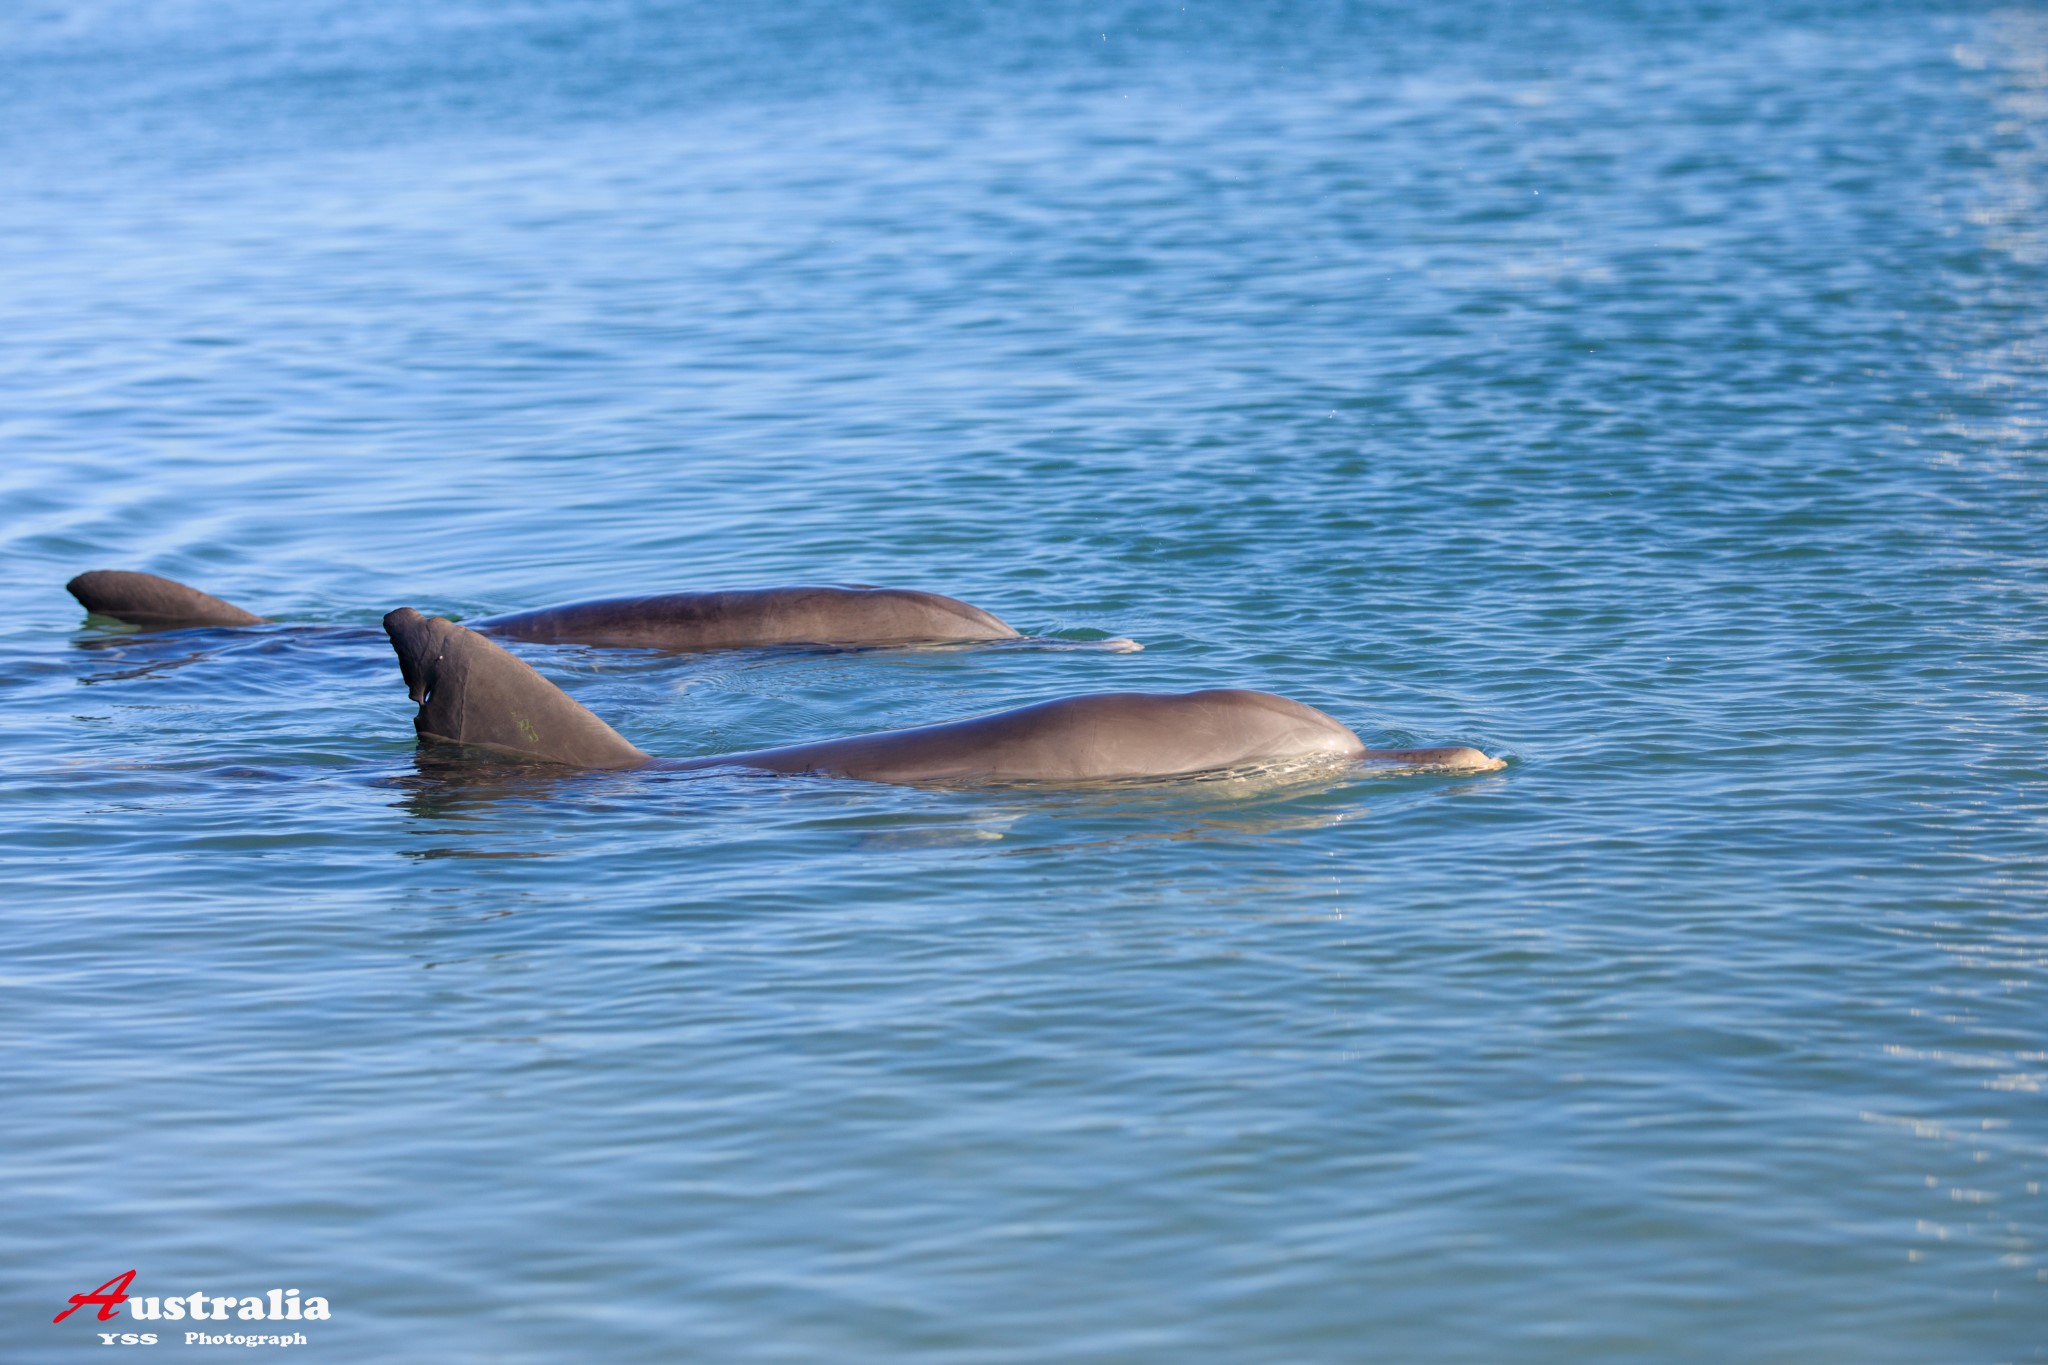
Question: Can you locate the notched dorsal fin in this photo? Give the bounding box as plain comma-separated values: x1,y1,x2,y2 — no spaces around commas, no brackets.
382,607,648,769
383,605,438,703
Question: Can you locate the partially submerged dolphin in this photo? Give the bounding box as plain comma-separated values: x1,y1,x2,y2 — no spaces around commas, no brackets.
468,586,1017,649
67,569,1042,651
66,571,267,628
383,607,1501,784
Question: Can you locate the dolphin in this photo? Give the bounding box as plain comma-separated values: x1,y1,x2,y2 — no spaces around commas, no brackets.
382,608,1502,784
467,586,1018,649
67,569,1062,651
65,570,268,628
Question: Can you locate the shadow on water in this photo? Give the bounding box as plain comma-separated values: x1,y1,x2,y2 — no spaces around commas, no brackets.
70,620,240,683
378,740,1513,859
70,621,387,685
378,745,607,832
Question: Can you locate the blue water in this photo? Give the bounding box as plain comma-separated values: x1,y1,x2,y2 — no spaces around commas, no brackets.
4,1,2045,1359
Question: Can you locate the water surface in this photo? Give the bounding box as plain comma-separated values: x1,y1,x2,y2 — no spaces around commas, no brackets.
3,1,2045,1359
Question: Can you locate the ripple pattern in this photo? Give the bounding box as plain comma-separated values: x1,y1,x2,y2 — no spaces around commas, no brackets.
2,2,2045,1361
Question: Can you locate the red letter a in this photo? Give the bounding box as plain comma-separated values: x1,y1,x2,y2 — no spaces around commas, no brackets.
54,1270,136,1324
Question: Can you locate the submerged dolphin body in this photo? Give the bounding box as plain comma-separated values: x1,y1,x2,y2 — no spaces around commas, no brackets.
382,608,1502,784
67,570,1032,650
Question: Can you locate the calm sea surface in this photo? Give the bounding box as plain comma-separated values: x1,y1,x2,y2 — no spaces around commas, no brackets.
3,1,2044,1359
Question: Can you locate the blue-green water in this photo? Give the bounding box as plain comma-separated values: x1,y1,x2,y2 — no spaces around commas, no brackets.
4,1,2045,1359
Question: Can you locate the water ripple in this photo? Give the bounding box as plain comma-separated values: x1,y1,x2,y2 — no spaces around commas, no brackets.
2,1,2045,1360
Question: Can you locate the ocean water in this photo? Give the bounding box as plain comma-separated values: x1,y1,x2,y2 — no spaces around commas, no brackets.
3,0,2045,1359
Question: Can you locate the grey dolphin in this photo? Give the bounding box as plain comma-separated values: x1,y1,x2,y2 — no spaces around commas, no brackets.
66,571,269,628
385,607,649,768
468,586,1020,649
69,570,1051,651
383,608,1501,784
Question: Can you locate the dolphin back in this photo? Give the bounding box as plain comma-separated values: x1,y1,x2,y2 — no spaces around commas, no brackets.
472,586,1020,650
685,690,1372,784
382,608,650,769
67,570,268,627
